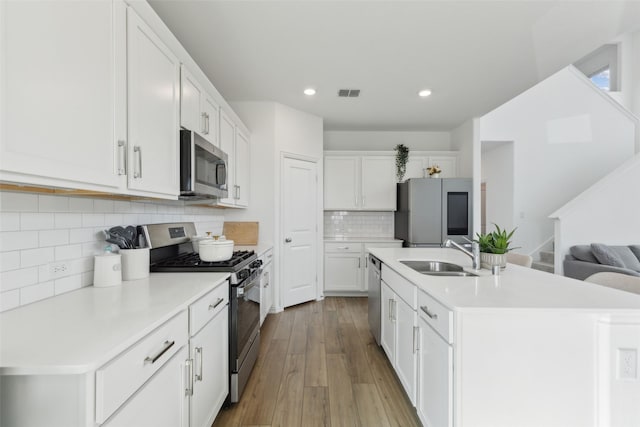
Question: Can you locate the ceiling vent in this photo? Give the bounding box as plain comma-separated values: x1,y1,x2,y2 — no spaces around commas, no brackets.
338,89,360,98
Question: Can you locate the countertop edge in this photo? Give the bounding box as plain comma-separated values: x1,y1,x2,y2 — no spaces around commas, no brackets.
0,273,230,376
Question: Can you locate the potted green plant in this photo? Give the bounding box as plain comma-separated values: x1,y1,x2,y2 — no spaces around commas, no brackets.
474,224,518,269
395,144,409,182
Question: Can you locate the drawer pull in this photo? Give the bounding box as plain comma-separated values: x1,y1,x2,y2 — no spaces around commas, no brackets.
337,246,349,250
194,347,203,382
209,298,224,310
144,340,175,365
185,358,194,396
421,305,438,320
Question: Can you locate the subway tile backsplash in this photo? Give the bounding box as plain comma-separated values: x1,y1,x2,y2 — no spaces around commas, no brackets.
324,211,394,238
0,191,225,312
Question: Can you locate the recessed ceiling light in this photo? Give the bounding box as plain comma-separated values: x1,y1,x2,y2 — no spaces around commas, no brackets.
418,89,432,97
304,88,316,96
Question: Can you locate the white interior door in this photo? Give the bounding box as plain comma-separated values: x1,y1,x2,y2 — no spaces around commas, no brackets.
282,157,318,308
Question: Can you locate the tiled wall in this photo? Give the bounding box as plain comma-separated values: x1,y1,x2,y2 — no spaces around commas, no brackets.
324,211,394,238
0,191,224,312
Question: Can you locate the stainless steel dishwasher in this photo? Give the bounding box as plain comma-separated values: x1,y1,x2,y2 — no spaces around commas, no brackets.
368,254,382,345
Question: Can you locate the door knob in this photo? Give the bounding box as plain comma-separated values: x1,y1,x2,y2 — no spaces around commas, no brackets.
285,238,292,243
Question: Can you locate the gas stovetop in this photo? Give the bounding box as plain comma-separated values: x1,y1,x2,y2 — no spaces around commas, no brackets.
151,250,257,273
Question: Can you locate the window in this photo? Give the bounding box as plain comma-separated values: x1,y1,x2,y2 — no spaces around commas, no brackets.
589,67,611,91
574,44,619,92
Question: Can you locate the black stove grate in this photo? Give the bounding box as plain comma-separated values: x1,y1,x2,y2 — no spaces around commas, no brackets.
151,250,255,272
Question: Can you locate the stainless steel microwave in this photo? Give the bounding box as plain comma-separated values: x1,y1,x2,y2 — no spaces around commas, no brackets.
179,129,228,200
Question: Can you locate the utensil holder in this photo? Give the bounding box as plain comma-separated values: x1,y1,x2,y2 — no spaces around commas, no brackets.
120,248,150,281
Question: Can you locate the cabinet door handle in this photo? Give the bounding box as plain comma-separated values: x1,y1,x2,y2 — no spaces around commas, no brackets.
209,297,225,310
355,196,358,207
337,246,349,250
393,300,397,322
413,326,419,353
388,299,392,321
201,112,207,134
194,347,203,381
358,258,361,269
185,358,194,396
365,257,368,268
362,195,366,207
133,146,142,178
117,140,126,175
206,113,210,134
421,305,438,320
144,340,175,365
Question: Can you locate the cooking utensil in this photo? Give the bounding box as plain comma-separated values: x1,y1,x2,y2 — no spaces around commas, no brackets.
199,237,234,262
124,226,137,247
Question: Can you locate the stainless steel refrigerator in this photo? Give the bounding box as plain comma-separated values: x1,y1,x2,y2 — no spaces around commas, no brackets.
394,178,473,247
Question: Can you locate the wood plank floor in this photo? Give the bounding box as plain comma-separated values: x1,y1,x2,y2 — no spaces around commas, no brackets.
213,297,421,427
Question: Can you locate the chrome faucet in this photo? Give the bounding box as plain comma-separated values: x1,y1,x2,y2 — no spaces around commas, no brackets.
443,239,481,270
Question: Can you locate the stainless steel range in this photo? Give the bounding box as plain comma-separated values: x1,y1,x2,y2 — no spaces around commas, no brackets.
141,222,262,403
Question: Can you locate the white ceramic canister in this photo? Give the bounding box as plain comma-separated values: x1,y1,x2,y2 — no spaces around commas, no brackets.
94,248,122,287
120,247,150,281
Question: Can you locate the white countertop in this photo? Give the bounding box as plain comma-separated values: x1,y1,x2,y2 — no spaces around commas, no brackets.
324,236,403,243
234,242,273,258
0,272,229,375
369,247,640,312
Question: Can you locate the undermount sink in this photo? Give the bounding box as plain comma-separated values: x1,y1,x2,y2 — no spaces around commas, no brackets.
400,260,478,277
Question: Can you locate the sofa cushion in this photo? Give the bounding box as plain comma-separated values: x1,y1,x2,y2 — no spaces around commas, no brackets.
570,245,599,263
612,246,640,272
630,245,640,262
591,243,626,268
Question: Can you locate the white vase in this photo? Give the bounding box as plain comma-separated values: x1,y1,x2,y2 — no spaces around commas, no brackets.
430,173,440,178
480,252,507,269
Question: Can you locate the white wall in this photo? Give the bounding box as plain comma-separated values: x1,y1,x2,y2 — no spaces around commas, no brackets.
481,142,515,241
632,31,640,122
480,66,637,255
451,119,475,177
226,102,276,245
323,130,451,151
0,192,224,312
551,154,640,274
274,104,324,307
229,102,324,311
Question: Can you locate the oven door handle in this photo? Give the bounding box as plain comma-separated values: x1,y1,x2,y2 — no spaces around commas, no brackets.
238,280,258,296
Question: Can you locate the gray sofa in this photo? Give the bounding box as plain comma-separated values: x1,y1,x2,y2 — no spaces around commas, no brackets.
564,244,640,280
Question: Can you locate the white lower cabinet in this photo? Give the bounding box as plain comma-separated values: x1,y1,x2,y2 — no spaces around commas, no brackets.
395,296,417,405
380,278,417,405
417,316,453,427
189,305,228,427
380,281,396,363
103,346,189,427
187,283,229,427
324,241,402,294
260,249,274,325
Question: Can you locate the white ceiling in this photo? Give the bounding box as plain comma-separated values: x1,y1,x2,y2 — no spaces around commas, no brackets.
149,1,640,131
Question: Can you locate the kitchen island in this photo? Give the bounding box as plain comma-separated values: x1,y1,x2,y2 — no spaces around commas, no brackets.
369,247,640,427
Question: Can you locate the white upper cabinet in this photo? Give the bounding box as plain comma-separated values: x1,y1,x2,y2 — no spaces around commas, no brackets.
234,128,250,207
324,156,359,210
181,67,204,134
219,110,236,206
0,0,125,190
361,157,396,210
201,95,220,147
218,110,249,208
181,66,220,147
126,7,180,197
324,155,395,211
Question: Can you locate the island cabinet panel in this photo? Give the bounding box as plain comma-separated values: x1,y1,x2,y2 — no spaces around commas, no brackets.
417,315,453,427
380,281,396,363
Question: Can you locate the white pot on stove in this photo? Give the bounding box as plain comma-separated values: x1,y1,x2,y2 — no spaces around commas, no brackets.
199,237,234,262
